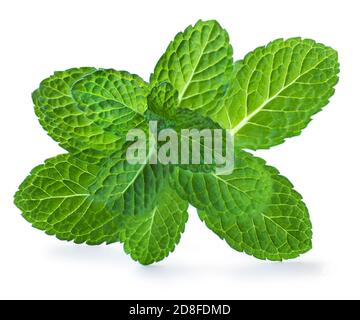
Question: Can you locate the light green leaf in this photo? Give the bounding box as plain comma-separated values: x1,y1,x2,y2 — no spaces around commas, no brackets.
14,151,189,265
14,154,123,245
212,38,339,149
120,187,188,265
89,152,189,264
151,20,233,117
174,151,312,260
34,68,148,163
71,69,150,114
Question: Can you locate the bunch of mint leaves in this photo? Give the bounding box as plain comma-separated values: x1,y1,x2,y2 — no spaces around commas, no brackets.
14,20,339,265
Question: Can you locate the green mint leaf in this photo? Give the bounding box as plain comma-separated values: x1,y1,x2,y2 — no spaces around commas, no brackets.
213,38,339,149
174,151,312,260
71,69,150,114
34,68,148,163
14,154,123,245
90,153,189,264
120,186,188,265
151,20,233,117
33,67,95,152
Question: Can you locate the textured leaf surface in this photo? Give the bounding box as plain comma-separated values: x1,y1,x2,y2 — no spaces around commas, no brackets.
72,69,150,114
14,154,123,245
120,186,188,265
212,38,339,149
174,151,312,260
90,153,189,264
91,151,169,216
34,68,148,163
166,108,227,173
151,20,233,117
147,82,178,120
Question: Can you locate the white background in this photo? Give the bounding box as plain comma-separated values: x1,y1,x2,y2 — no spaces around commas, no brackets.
0,0,359,300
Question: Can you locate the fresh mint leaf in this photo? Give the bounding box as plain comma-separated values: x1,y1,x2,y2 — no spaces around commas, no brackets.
151,20,233,117
90,152,189,264
174,150,312,260
120,185,188,265
212,38,339,149
72,69,150,114
34,68,149,163
14,154,123,244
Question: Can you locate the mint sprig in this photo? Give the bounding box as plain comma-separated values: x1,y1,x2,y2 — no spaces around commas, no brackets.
14,20,339,265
